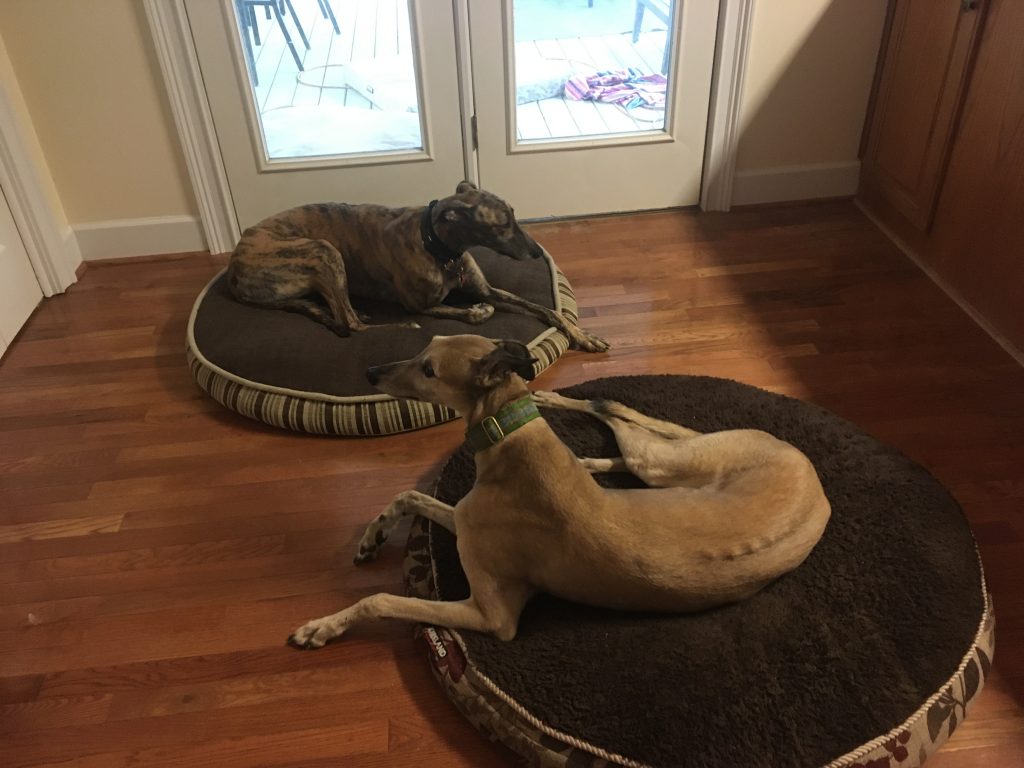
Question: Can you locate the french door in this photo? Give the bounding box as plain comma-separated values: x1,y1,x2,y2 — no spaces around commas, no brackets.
469,0,719,218
184,0,466,228
185,0,718,229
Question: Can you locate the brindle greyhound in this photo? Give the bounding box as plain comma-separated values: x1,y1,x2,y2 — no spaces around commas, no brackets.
228,181,608,352
287,335,831,649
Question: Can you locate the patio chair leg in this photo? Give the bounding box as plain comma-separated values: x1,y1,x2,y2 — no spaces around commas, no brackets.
249,4,261,46
319,0,341,34
283,0,312,50
235,0,259,86
270,2,304,71
633,0,645,43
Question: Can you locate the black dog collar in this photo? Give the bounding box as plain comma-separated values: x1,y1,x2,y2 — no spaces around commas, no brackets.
420,200,465,275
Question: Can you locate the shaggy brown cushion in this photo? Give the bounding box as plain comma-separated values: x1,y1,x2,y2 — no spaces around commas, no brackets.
404,375,994,768
186,247,577,435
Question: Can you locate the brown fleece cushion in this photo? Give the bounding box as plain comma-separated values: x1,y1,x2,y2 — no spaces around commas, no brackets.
426,375,985,767
192,247,556,398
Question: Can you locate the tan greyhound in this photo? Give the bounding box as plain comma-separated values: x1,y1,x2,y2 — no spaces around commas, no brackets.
288,335,831,649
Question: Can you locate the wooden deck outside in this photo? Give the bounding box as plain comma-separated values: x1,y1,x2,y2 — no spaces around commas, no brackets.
515,32,669,140
243,0,669,143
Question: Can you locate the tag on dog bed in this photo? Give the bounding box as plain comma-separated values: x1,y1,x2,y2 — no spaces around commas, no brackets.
418,626,467,683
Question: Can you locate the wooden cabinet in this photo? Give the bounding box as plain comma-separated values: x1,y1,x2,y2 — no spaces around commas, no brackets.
859,0,984,236
924,0,1024,349
858,0,1024,354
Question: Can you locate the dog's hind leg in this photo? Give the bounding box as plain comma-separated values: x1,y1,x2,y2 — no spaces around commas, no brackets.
534,391,713,486
271,298,348,332
579,456,630,474
353,490,455,564
420,303,495,324
308,240,419,333
458,259,609,352
533,391,702,440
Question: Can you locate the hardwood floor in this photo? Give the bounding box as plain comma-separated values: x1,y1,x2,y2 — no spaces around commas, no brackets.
1,202,1022,767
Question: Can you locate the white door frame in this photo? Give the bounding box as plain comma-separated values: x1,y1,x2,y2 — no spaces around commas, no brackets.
145,0,753,254
0,52,80,295
143,0,240,255
701,0,754,212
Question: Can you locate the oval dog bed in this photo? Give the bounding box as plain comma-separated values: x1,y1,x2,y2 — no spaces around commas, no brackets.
187,247,577,436
403,375,994,768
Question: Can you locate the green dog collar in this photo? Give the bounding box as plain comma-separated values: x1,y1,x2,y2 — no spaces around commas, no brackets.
465,395,541,453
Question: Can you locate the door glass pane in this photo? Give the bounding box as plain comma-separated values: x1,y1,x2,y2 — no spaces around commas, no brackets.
230,0,424,160
512,0,674,144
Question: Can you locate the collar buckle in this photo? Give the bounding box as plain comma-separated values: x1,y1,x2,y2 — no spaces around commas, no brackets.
465,395,541,454
480,415,505,445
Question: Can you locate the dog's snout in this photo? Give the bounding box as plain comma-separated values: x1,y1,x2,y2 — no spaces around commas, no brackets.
366,366,382,386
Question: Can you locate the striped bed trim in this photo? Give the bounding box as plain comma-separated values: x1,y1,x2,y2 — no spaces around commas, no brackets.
186,260,577,437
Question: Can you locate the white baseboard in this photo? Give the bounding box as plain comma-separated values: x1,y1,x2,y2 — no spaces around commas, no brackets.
731,161,861,206
74,215,206,261
61,225,82,268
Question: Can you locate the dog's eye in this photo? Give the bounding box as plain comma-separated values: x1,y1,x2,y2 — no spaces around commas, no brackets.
422,362,435,378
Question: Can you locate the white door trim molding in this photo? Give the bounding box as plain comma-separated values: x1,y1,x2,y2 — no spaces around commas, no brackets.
452,0,479,185
143,0,239,255
0,70,80,295
700,0,754,212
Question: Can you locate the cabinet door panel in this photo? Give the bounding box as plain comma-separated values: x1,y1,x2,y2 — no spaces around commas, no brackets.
859,0,983,232
925,0,1024,349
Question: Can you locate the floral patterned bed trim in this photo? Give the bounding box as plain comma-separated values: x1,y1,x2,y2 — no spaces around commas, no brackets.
828,589,995,768
402,515,995,768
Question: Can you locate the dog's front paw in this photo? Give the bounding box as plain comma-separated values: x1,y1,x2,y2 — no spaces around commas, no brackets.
465,303,495,324
287,617,346,650
571,327,610,353
353,515,390,565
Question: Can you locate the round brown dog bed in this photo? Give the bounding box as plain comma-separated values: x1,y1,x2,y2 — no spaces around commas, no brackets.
403,375,994,768
186,247,577,435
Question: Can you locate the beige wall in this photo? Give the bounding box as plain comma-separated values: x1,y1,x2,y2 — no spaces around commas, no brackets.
0,30,71,238
0,0,195,225
735,0,888,173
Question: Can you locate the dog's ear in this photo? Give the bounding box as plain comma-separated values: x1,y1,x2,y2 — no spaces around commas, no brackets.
474,340,538,388
456,180,479,194
441,198,473,222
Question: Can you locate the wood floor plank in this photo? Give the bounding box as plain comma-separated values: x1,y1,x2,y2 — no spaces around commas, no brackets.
1,202,1022,765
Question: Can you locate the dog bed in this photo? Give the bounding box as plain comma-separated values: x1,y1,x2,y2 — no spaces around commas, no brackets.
187,247,577,436
403,375,994,768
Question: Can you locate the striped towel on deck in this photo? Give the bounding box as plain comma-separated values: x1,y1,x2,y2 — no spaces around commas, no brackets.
563,68,668,109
